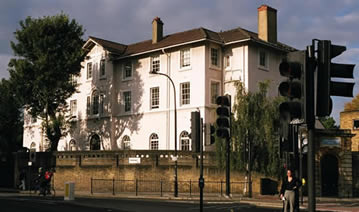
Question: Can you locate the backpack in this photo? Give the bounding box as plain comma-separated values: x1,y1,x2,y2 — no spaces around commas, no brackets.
44,171,52,180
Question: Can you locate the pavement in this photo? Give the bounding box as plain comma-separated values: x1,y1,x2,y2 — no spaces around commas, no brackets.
1,188,359,211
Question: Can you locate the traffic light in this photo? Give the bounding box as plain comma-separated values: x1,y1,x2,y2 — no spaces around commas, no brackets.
216,95,231,139
278,50,310,125
191,111,200,152
209,124,215,145
316,40,355,117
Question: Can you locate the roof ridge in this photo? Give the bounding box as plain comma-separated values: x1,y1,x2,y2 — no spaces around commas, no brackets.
199,27,208,39
127,27,206,46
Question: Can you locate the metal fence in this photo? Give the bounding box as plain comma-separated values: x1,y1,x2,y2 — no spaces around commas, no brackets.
91,178,246,197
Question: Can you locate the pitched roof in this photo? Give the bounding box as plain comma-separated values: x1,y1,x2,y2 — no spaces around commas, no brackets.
85,36,127,55
84,26,295,57
124,28,222,56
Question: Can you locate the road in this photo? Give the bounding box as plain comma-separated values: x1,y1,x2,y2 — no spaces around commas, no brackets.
0,195,281,212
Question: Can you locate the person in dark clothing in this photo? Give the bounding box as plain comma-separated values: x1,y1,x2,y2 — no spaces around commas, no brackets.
280,169,301,212
19,170,26,190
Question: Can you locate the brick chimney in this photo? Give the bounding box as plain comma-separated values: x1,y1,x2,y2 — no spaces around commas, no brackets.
152,17,164,44
257,5,277,43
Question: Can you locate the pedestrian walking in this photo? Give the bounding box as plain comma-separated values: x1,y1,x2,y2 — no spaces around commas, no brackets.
280,168,301,212
19,169,26,190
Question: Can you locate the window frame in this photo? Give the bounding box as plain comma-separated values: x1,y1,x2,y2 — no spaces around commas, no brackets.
92,91,100,115
69,139,77,151
150,87,160,109
70,100,77,118
180,82,191,106
180,131,190,151
149,133,159,150
123,91,132,112
224,54,231,69
353,120,359,130
87,62,93,79
210,47,220,68
151,55,160,73
210,80,220,104
121,135,131,150
89,134,101,150
258,49,269,70
123,61,133,80
100,59,106,78
180,48,191,70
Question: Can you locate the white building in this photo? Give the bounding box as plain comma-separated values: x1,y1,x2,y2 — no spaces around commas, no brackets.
23,5,294,152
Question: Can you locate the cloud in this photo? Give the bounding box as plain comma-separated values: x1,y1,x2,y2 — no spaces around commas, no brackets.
335,12,359,24
0,54,11,79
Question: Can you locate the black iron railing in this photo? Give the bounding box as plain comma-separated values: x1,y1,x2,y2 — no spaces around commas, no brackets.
90,178,246,197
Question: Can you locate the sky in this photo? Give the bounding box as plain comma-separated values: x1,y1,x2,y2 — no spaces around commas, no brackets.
0,0,358,124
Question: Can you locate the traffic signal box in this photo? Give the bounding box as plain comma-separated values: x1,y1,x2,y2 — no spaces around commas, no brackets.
216,95,231,139
316,40,355,117
278,50,315,146
191,111,201,153
279,51,308,135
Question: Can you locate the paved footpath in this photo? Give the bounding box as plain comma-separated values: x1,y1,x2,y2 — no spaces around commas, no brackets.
2,188,359,211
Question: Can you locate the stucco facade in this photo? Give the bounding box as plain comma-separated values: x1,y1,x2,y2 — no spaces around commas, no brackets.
23,5,293,152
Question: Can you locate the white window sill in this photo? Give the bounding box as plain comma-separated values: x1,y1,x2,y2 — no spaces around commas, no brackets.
179,66,191,72
122,78,133,82
225,66,232,71
87,114,100,120
258,66,269,72
209,65,221,71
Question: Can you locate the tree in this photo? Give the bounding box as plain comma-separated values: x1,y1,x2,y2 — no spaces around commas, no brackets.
344,93,359,112
0,79,23,153
319,116,338,129
8,13,85,152
216,81,282,177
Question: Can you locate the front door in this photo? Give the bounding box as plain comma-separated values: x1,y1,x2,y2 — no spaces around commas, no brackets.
321,154,339,196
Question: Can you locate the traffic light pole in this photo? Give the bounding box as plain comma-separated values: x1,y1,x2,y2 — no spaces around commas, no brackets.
215,95,231,197
199,118,204,212
149,71,178,197
307,124,315,212
226,135,231,196
307,44,316,212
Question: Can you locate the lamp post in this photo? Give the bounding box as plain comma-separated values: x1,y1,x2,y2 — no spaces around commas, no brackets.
150,71,178,197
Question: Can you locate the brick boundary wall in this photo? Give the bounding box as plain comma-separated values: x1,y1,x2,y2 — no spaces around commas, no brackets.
53,150,277,196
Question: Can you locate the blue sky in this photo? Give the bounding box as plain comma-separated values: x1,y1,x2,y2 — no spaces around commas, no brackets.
0,0,358,123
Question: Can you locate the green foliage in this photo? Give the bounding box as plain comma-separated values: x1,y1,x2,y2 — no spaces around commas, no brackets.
216,81,282,177
319,116,338,129
0,79,23,152
344,93,359,112
8,13,85,152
